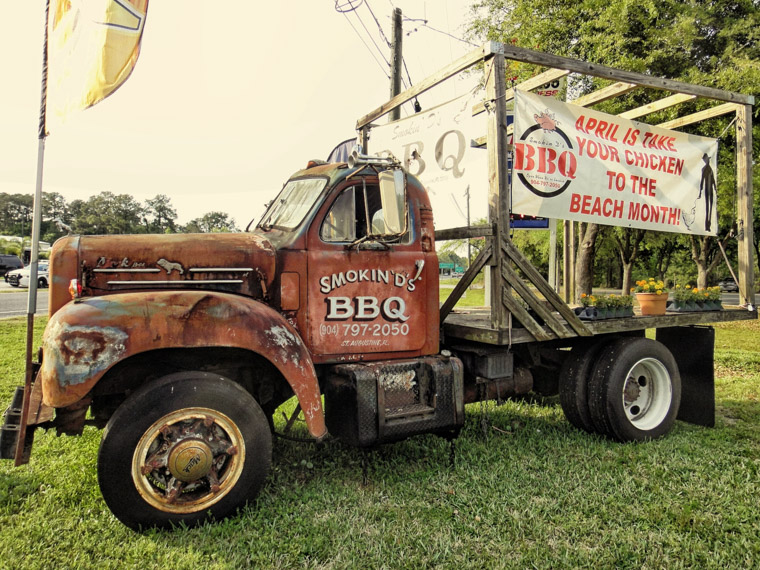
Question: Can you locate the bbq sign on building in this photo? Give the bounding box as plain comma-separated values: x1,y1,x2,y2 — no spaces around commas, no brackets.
512,90,719,235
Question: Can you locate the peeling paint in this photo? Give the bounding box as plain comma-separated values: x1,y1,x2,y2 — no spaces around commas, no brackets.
266,325,297,348
380,369,416,391
44,321,128,387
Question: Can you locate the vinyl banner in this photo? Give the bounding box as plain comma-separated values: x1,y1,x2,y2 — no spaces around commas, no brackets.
368,90,488,229
512,90,719,235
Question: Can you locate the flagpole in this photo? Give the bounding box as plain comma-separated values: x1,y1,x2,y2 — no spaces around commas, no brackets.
15,0,50,466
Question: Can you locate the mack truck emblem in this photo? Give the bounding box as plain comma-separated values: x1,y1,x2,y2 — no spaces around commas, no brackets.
157,258,184,275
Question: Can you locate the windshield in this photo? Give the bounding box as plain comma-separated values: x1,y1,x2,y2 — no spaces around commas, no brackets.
259,177,327,230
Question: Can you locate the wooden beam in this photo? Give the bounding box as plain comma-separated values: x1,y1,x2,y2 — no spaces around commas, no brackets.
440,244,492,323
489,42,754,105
501,263,575,339
472,68,570,116
501,289,555,341
357,46,486,129
570,82,637,107
657,103,740,130
502,238,592,336
736,104,755,306
435,225,494,241
486,53,510,330
618,93,696,120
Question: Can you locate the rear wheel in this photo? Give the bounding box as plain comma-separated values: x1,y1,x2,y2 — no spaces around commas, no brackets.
558,339,612,433
98,372,272,529
587,338,681,441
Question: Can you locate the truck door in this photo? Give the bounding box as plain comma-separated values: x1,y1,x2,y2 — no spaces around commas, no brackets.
306,176,432,360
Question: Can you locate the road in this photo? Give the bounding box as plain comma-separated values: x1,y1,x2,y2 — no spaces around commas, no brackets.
0,281,49,318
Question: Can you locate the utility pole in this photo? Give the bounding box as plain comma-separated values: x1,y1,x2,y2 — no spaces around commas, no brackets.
389,7,402,122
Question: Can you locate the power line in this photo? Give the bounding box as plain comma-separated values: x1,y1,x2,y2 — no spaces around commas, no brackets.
341,12,390,79
404,18,478,47
364,0,392,48
352,7,391,67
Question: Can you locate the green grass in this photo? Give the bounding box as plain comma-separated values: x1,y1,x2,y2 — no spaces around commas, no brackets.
440,280,486,307
1,317,759,568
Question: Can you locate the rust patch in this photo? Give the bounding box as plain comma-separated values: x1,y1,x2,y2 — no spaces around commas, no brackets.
44,321,128,387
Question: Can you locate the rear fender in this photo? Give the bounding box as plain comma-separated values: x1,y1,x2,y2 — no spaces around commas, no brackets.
39,291,326,438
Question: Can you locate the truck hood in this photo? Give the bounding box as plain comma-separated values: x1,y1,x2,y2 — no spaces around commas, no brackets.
49,233,276,315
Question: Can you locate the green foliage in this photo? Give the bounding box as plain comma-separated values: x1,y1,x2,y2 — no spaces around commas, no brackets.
512,229,550,275
181,211,239,233
144,194,178,234
468,0,760,289
1,318,760,566
0,190,240,237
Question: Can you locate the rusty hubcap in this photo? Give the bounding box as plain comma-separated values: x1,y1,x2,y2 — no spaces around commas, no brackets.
131,407,245,514
167,440,213,482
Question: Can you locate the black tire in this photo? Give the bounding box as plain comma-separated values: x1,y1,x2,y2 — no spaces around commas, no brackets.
38,277,47,288
98,371,272,530
558,339,612,434
587,338,681,442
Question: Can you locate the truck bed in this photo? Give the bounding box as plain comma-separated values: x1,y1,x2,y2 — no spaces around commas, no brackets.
443,306,758,346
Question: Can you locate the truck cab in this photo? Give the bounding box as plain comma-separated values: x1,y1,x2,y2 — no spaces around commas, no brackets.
3,152,463,530
261,160,439,362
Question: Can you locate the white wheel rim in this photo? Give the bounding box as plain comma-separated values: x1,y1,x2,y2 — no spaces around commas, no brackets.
621,358,672,431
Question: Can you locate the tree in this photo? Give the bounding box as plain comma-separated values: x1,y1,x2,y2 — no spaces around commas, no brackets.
612,228,647,295
71,192,145,235
636,232,684,284
182,212,239,233
574,222,599,297
145,194,178,234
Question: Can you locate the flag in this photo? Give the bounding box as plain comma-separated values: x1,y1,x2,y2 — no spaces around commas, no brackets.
46,0,149,127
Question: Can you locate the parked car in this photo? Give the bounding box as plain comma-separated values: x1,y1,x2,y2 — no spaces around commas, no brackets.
6,262,49,288
718,276,739,292
0,254,23,280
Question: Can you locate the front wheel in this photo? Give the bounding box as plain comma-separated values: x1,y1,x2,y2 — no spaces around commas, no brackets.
587,338,681,442
98,372,272,529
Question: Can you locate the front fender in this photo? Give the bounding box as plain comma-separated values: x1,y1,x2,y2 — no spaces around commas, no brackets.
40,291,326,438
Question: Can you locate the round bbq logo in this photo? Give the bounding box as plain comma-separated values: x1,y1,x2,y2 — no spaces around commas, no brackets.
514,111,578,198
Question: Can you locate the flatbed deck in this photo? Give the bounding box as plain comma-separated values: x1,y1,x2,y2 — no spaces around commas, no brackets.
443,306,758,346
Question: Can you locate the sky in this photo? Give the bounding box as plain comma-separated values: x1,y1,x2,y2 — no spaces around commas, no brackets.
1,1,479,228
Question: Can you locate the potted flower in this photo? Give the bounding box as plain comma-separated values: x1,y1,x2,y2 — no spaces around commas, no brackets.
669,284,695,312
606,294,622,318
705,286,722,310
575,293,599,320
594,293,610,319
619,294,634,317
631,278,669,315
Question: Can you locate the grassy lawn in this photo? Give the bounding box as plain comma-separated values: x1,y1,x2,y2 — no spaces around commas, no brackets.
440,278,486,307
1,316,759,568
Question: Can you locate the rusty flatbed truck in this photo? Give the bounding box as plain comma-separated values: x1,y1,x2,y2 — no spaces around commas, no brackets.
1,42,756,529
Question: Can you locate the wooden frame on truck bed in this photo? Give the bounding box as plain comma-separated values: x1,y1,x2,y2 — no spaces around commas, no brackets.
358,41,756,345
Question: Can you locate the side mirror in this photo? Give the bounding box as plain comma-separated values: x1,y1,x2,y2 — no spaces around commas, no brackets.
378,169,406,235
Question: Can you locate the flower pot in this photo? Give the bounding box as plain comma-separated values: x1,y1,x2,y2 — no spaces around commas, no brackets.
636,292,668,316
667,300,690,312
574,306,599,320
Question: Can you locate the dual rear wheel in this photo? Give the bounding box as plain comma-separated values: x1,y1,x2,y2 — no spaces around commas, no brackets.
559,337,681,442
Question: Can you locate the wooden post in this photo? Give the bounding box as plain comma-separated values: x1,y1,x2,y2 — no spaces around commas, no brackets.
736,104,755,306
548,219,557,290
563,220,571,302
569,221,576,302
485,53,510,329
389,8,403,122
